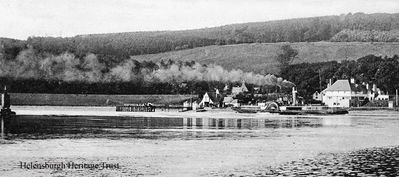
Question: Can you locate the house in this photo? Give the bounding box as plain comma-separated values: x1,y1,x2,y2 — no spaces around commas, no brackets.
223,96,240,107
183,99,199,111
231,81,249,95
322,79,376,107
374,87,390,101
199,91,224,107
375,95,389,101
312,91,322,101
223,84,229,91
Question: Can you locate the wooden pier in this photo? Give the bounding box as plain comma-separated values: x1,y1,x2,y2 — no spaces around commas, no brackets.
116,104,192,112
116,104,156,112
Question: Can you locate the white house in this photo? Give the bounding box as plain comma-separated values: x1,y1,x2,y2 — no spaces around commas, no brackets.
322,79,375,107
313,91,322,101
375,94,389,101
199,91,223,107
321,78,392,107
223,96,240,107
322,80,353,107
199,92,213,107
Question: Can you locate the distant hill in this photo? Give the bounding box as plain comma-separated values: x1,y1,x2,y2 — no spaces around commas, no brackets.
2,12,399,63
131,42,399,74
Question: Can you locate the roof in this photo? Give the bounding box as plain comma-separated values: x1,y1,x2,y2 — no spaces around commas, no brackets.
231,81,249,94
324,79,369,93
241,82,248,92
232,87,243,93
324,80,351,91
223,96,233,103
201,92,224,103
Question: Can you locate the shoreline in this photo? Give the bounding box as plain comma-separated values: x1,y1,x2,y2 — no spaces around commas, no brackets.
11,106,271,119
10,105,398,119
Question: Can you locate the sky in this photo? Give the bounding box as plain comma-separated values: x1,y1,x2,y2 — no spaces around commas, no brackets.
0,0,398,40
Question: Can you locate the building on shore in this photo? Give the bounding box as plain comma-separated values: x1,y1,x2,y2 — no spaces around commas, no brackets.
375,94,389,101
199,90,224,108
321,78,389,107
223,96,239,107
312,91,322,101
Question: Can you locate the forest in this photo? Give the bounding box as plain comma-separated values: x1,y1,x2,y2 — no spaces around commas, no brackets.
281,55,399,100
2,13,399,64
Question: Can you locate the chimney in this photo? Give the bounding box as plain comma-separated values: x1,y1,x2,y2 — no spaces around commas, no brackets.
350,78,355,84
373,84,377,92
328,79,332,87
292,87,297,106
366,83,369,90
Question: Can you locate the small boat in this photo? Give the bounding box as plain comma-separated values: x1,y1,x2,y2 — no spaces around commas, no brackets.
279,106,348,115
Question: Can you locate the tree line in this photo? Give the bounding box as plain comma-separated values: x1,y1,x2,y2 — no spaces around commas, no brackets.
2,13,399,62
331,29,399,42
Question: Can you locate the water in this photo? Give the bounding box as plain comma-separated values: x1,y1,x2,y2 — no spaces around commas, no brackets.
5,110,397,139
1,109,399,177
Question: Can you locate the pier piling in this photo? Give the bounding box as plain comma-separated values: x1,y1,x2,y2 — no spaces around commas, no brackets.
1,86,16,140
1,116,4,140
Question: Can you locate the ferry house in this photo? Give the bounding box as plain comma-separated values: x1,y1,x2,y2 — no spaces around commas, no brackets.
322,79,375,107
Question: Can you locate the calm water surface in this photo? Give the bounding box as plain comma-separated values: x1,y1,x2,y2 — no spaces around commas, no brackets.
6,110,399,139
1,110,399,177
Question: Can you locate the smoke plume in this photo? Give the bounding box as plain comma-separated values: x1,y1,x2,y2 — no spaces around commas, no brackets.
0,49,294,88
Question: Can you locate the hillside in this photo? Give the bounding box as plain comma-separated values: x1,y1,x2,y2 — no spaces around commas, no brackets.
2,13,399,95
130,42,399,74
2,13,399,63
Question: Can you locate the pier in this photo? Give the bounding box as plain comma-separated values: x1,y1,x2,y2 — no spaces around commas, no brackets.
116,104,192,112
116,104,156,112
1,86,15,140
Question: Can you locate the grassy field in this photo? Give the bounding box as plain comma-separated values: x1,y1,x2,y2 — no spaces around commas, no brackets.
131,42,399,74
10,93,196,106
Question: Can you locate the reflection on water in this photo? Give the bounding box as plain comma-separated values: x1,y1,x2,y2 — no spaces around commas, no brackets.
185,117,325,129
7,115,353,135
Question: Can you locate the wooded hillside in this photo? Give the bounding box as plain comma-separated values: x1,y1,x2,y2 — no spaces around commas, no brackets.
2,13,399,61
130,42,399,74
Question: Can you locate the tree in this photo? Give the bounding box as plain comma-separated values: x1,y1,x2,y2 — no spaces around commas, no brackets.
276,44,298,72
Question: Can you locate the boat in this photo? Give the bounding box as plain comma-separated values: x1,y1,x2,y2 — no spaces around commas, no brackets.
279,106,349,115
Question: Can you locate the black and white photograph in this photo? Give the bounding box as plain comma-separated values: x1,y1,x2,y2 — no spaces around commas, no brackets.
1,0,399,176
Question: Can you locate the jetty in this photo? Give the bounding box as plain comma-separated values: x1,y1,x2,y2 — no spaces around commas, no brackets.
1,86,15,140
116,104,192,112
